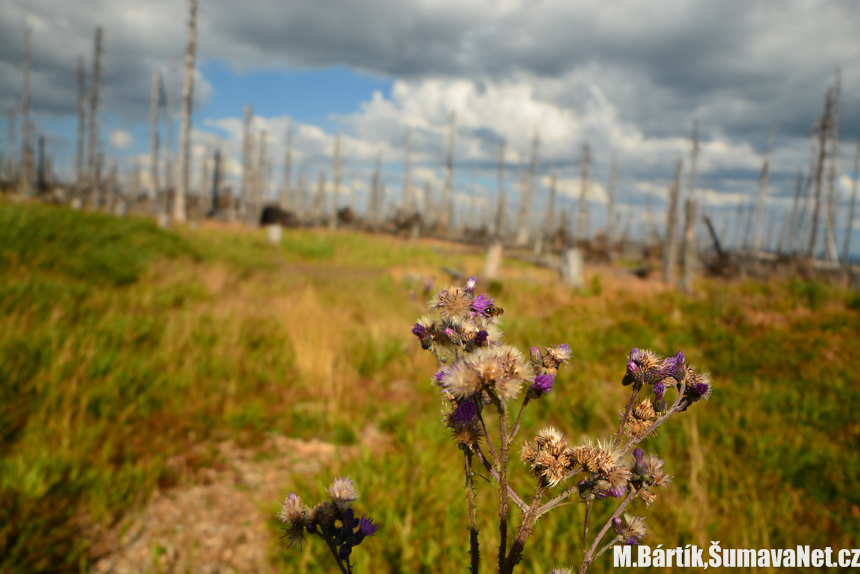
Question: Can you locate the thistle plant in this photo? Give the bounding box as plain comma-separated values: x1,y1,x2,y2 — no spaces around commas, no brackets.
277,477,380,574
278,276,712,574
411,277,712,574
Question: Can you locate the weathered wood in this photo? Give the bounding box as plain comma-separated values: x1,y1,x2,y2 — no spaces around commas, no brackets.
402,126,412,214
149,71,161,202
76,57,86,188
778,170,803,255
5,109,15,182
753,126,776,251
441,113,456,230
560,248,585,288
495,139,506,237
87,26,103,207
606,152,618,257
174,0,197,223
825,69,841,262
808,88,832,257
240,104,253,221
330,133,341,230
663,159,683,283
516,132,538,245
842,136,860,269
681,197,698,293
576,144,590,242
20,26,33,198
280,121,293,211
485,240,503,280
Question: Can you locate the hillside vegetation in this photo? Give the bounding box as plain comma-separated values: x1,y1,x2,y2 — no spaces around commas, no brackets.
1,202,858,573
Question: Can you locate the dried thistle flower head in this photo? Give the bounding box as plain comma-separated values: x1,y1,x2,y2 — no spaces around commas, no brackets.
571,439,620,474
613,513,647,545
639,489,658,507
277,492,307,525
549,567,573,574
525,427,575,487
326,477,359,511
430,286,475,322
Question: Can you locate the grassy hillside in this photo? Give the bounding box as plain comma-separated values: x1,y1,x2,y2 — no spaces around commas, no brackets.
1,201,858,573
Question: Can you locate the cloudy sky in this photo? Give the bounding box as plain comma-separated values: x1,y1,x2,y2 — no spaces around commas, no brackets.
2,0,860,252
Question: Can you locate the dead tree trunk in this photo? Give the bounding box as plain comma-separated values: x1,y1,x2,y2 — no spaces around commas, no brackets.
778,170,803,255
149,71,161,203
5,110,15,183
681,197,698,293
606,152,618,257
209,148,221,216
441,113,456,231
280,121,293,211
36,134,46,193
808,88,832,258
576,144,591,242
253,130,267,223
174,0,197,223
402,126,412,215
753,127,776,252
313,171,326,223
164,59,178,195
546,169,557,237
20,26,33,198
842,136,860,269
240,104,253,221
87,26,103,208
495,139,506,238
516,132,538,245
663,159,683,283
825,69,841,262
76,57,86,189
330,133,342,230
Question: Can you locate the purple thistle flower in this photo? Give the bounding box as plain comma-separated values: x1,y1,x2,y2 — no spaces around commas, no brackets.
357,514,380,540
473,330,489,347
470,293,494,315
612,517,623,531
633,448,644,462
434,369,449,383
465,276,478,293
452,400,477,423
530,373,556,394
689,382,711,400
608,485,627,498
411,323,428,338
624,537,639,546
653,382,665,400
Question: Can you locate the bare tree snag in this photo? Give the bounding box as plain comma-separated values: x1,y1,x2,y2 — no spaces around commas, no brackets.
174,0,197,223
87,26,103,208
663,159,683,283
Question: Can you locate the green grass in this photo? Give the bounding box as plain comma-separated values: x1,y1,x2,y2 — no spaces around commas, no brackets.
1,201,858,573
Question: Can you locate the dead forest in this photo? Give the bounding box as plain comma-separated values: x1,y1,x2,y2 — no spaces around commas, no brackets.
3,1,859,292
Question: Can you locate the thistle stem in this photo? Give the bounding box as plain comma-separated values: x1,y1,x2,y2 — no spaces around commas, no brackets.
507,396,530,444
475,398,500,464
582,500,591,551
473,445,528,512
464,450,480,574
318,530,351,574
615,385,641,444
497,403,509,574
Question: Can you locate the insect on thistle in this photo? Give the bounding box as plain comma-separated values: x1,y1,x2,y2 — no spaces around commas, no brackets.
484,304,504,317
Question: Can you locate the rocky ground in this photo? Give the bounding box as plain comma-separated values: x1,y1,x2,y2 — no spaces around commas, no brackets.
86,428,388,574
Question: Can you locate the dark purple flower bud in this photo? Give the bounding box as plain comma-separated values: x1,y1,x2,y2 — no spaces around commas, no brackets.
453,400,477,423
625,537,639,545
339,543,353,560
530,374,555,394
473,330,489,347
411,323,427,338
306,523,317,534
608,485,627,498
633,448,647,477
435,369,448,383
653,382,665,400
612,517,623,531
629,348,640,362
465,276,478,293
342,508,354,537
